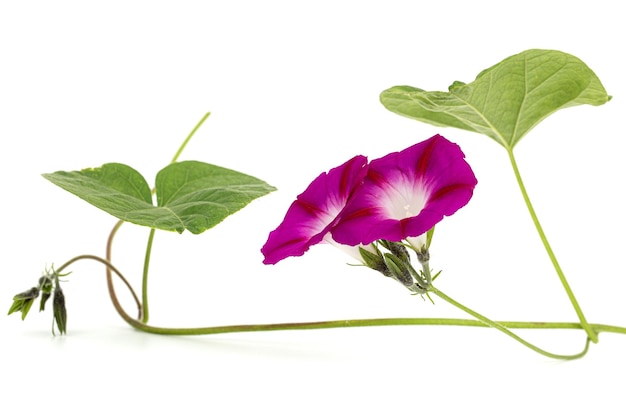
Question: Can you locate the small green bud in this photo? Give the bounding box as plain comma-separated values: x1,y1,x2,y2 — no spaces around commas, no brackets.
39,275,54,293
415,246,430,265
39,274,54,311
405,261,429,291
380,240,410,263
53,287,67,335
39,292,52,312
383,253,414,288
359,246,391,276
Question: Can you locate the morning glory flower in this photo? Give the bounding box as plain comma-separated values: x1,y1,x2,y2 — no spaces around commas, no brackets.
331,134,477,247
261,155,368,265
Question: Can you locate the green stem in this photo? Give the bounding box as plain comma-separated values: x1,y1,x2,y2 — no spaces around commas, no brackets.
63,251,626,349
116,318,626,336
431,286,590,360
170,112,211,164
56,253,143,321
141,228,156,323
507,148,597,343
110,112,211,323
95,207,602,359
140,112,210,320
56,251,626,360
419,258,587,359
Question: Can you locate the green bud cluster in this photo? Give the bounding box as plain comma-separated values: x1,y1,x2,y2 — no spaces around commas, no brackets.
8,268,67,335
359,240,434,294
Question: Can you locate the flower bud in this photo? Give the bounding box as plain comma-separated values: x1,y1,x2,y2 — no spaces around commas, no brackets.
53,287,67,335
383,253,414,288
415,246,430,265
8,287,40,320
39,275,54,292
39,274,54,312
379,240,410,263
39,292,52,312
359,246,391,277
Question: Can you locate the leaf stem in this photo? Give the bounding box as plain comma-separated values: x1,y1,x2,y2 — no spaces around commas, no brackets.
506,148,597,343
141,228,156,323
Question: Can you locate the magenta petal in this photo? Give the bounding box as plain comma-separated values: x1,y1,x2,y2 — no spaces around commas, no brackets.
331,134,477,246
261,155,368,264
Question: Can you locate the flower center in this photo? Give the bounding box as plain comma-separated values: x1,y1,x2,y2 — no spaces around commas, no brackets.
385,182,429,220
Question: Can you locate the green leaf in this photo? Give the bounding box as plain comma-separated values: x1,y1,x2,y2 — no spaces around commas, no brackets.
43,162,156,225
154,161,277,234
380,49,611,149
43,161,276,234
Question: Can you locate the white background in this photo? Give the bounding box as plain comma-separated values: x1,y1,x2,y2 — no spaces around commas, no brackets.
1,1,625,415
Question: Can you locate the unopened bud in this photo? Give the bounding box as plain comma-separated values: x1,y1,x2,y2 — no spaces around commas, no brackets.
8,287,40,320
380,240,410,263
53,287,67,335
359,246,391,276
383,253,414,288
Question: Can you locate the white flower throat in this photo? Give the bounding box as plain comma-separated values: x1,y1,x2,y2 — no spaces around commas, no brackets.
387,183,429,220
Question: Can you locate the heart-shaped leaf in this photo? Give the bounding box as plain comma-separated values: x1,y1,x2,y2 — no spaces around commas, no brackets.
380,49,611,149
43,161,276,234
154,161,277,233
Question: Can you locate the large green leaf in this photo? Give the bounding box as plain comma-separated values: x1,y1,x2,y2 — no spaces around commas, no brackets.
380,49,611,149
154,161,277,233
43,161,276,234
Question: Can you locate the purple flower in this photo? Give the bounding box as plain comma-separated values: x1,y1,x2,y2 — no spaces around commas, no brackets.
261,155,368,265
261,134,476,267
331,134,477,246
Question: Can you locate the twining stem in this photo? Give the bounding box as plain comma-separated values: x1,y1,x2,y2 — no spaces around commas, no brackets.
59,249,625,354
416,259,584,359
106,220,597,359
506,148,597,343
141,228,156,323
430,286,589,360
56,253,143,322
55,224,619,359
